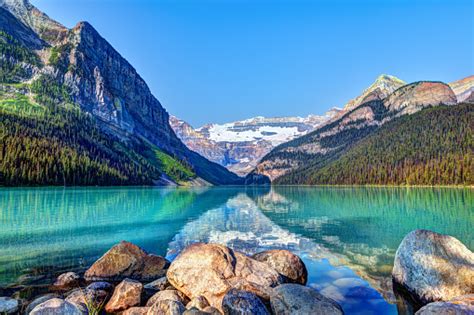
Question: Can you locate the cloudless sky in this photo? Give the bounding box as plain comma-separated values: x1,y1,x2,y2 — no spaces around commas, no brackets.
32,0,473,127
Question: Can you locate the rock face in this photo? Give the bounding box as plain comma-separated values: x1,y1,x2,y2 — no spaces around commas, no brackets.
166,243,284,312
449,75,474,103
85,241,170,282
0,297,19,314
222,289,270,315
269,283,343,315
392,230,474,304
416,294,474,315
30,298,84,315
384,81,457,115
252,250,308,285
105,278,143,313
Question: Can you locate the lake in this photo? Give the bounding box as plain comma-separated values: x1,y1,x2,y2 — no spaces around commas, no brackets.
0,186,472,314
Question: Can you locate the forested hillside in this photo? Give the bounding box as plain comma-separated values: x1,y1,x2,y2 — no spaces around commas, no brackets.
277,104,473,185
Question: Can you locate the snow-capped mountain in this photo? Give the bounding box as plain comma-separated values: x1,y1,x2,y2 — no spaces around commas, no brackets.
170,109,341,176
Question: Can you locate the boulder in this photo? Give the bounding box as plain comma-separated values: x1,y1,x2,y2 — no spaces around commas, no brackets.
202,306,221,314
25,294,59,314
105,278,143,313
416,294,474,314
184,308,209,315
85,241,170,282
144,276,171,293
123,306,150,315
53,272,80,288
186,296,210,310
146,289,189,307
252,250,308,285
30,298,84,315
0,297,19,314
222,289,270,315
392,230,474,304
167,243,284,312
65,288,109,312
270,283,343,315
147,299,185,315
86,281,114,292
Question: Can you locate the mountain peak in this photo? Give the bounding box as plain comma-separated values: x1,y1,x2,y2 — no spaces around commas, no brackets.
342,74,406,111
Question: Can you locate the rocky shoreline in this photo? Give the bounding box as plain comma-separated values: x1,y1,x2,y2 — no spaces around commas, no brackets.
0,230,473,314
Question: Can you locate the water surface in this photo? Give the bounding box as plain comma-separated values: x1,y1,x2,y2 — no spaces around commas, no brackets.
0,186,472,314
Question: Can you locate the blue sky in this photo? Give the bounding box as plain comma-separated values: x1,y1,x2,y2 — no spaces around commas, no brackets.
33,0,473,127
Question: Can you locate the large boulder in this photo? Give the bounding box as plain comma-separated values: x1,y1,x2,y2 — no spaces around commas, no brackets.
0,297,19,314
147,299,185,315
252,250,308,285
105,278,143,313
30,298,84,315
85,241,170,282
222,289,270,315
167,243,284,312
416,294,474,314
270,283,343,315
392,230,474,304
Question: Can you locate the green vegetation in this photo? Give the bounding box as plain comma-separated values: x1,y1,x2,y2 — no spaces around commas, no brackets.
155,149,195,183
48,43,72,72
0,94,45,117
0,31,41,83
30,74,72,107
277,104,473,186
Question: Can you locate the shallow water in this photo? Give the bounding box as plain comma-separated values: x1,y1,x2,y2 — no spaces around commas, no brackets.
0,186,472,314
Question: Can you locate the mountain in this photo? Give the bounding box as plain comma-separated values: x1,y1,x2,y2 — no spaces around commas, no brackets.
170,110,341,176
0,0,241,186
251,75,470,184
449,75,474,103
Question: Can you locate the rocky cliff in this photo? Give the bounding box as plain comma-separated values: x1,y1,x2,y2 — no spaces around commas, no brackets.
0,0,241,185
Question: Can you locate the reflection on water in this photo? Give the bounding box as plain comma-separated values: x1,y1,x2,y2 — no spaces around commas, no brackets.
0,186,472,314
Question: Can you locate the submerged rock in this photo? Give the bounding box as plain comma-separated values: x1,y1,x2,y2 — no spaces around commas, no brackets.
270,283,343,315
416,294,474,314
166,243,284,312
85,241,170,282
392,230,474,304
222,289,270,315
30,298,84,315
105,278,143,313
53,272,80,288
252,249,308,285
0,297,19,314
147,299,185,315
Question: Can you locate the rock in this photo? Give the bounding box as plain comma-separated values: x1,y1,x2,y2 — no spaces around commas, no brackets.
184,308,209,315
167,243,284,312
65,288,109,312
105,278,143,313
252,250,308,285
53,272,80,288
0,297,19,314
147,299,185,315
144,277,171,292
392,230,474,304
270,283,343,315
86,281,114,292
30,298,84,315
146,289,189,307
202,306,221,314
123,306,150,315
25,294,59,314
85,241,170,282
416,294,474,314
222,289,270,315
186,296,210,310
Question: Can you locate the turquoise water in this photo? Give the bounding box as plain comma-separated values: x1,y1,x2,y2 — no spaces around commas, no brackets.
0,187,472,314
